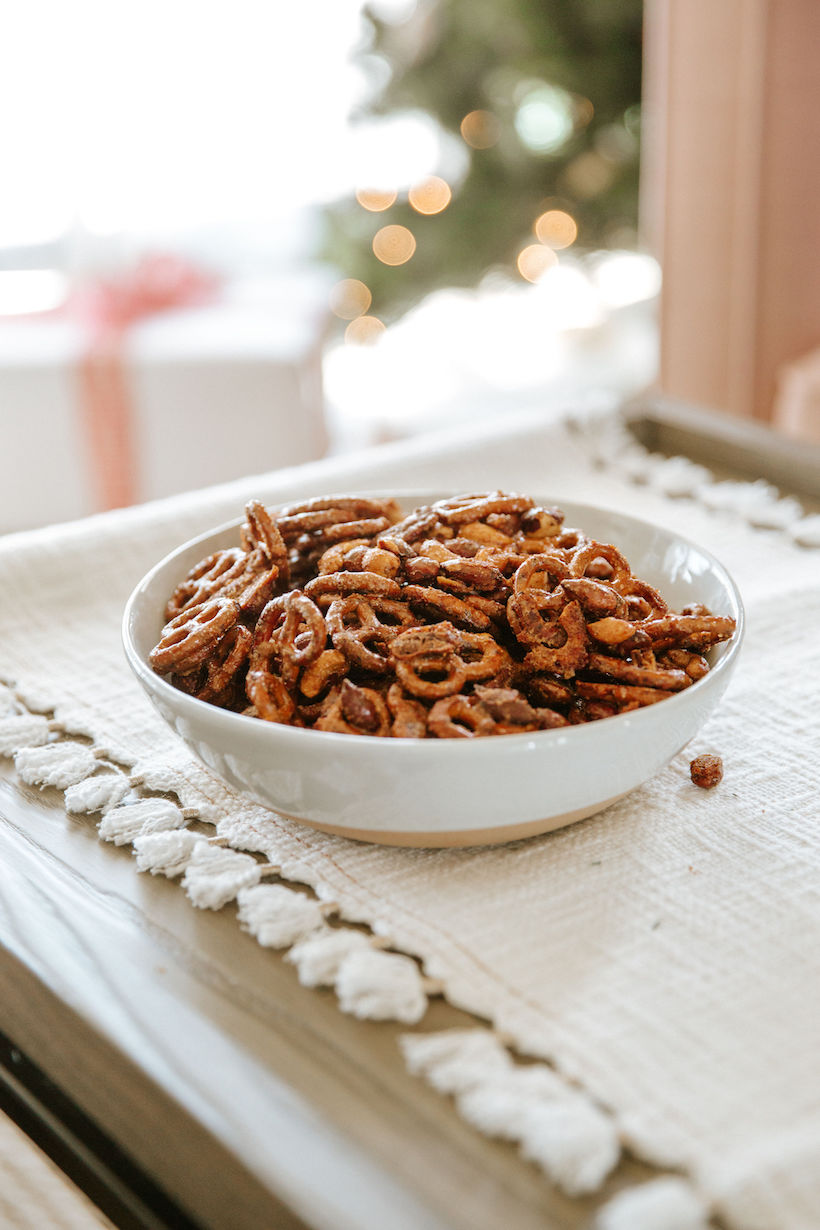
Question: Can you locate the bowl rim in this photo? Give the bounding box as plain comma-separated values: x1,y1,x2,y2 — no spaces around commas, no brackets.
122,493,745,755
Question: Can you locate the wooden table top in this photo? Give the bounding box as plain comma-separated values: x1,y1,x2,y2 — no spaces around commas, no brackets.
0,1106,113,1230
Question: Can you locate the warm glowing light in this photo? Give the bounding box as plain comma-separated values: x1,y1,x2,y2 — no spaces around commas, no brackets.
516,244,558,283
561,151,615,199
356,187,398,212
329,278,372,320
372,224,416,265
460,110,501,150
408,176,452,215
345,315,386,344
535,209,577,250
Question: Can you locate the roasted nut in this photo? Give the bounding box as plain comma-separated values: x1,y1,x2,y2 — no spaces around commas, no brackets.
690,753,724,788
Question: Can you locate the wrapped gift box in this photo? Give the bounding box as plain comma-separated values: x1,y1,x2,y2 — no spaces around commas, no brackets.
0,271,331,533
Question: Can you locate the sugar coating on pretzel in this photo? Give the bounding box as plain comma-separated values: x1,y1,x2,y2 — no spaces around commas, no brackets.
150,492,737,738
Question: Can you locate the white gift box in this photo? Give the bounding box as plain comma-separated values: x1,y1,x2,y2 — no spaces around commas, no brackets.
0,272,331,533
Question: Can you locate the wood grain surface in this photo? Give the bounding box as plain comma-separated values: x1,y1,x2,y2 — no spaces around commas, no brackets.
0,761,664,1230
0,1106,114,1230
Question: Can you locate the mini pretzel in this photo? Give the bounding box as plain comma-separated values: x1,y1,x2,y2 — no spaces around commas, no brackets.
435,492,533,525
522,601,589,677
583,556,615,580
231,563,281,617
150,597,240,675
244,500,289,574
428,696,497,738
392,623,468,698
454,630,509,681
180,546,279,618
402,584,491,631
620,578,668,618
164,549,246,620
198,624,252,701
277,508,364,536
304,571,402,603
474,546,527,575
461,594,507,624
326,595,415,674
257,592,326,682
585,653,690,691
555,528,583,550
278,495,402,521
575,680,672,707
638,613,737,650
389,507,444,543
245,668,296,723
569,541,631,586
507,588,569,646
513,553,570,594
320,517,393,543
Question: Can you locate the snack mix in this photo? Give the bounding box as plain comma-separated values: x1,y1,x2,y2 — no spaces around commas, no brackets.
149,492,737,738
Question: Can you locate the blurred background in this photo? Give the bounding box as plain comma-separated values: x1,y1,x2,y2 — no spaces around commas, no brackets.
2,0,817,533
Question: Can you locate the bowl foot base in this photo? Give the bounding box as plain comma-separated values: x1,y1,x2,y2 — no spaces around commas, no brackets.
275,793,628,848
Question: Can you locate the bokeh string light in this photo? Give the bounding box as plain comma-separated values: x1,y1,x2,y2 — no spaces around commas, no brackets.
534,209,578,250
355,187,398,212
516,244,558,283
408,176,452,215
329,278,372,320
345,314,386,344
372,224,417,266
322,1,642,323
460,110,501,149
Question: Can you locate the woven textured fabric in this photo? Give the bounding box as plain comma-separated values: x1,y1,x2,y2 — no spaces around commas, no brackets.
2,406,819,1228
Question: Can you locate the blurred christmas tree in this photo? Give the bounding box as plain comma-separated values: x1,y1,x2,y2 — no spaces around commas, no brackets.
323,0,643,331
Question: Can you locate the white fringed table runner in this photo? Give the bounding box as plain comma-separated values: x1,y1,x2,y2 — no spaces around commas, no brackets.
2,406,820,1230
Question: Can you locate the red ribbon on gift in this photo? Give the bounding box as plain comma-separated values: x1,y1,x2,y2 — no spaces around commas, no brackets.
68,254,217,511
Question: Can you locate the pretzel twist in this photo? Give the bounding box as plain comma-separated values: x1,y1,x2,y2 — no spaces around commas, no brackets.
151,597,240,675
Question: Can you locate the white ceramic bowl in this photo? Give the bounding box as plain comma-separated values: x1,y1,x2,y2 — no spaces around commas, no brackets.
123,496,744,847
